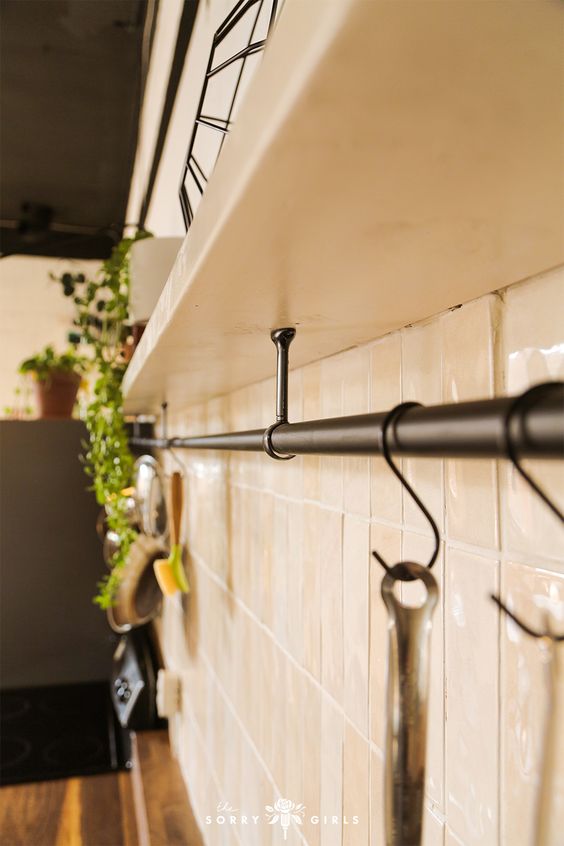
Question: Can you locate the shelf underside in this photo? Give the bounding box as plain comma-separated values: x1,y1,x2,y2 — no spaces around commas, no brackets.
123,0,563,413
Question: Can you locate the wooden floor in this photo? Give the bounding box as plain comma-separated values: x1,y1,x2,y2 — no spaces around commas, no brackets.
131,732,203,846
0,771,137,846
0,732,203,846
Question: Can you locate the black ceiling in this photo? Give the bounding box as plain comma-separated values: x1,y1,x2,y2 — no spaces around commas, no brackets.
0,0,150,259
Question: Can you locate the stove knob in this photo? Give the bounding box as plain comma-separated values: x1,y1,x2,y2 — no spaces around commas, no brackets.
116,680,131,702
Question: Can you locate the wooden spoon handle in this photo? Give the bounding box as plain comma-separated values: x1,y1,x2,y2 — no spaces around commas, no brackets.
170,471,183,547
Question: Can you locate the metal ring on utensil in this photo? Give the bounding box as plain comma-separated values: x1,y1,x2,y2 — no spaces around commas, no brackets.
381,560,439,596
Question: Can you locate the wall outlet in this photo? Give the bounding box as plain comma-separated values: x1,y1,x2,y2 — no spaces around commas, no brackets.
156,669,182,718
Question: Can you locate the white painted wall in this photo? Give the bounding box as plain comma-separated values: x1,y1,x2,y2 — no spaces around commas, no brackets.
0,256,100,415
125,0,185,229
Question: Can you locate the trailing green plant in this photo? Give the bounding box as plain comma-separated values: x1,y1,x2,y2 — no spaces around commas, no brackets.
19,345,88,381
52,230,152,608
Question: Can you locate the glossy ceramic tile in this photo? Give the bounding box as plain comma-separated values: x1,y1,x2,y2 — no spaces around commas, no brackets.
320,695,344,846
369,748,385,846
500,561,564,846
370,333,402,525
442,296,498,402
303,361,322,502
271,497,289,648
320,508,344,704
402,319,444,535
424,809,446,846
343,723,370,845
269,644,288,791
444,829,465,846
303,677,322,846
502,266,564,393
259,493,275,628
501,267,564,563
445,547,499,846
319,354,344,510
445,456,499,550
304,503,322,681
501,460,564,563
343,515,370,736
342,348,371,517
442,296,499,550
287,502,305,665
285,659,305,801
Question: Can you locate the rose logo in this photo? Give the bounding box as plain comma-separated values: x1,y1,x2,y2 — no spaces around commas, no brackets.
265,798,305,840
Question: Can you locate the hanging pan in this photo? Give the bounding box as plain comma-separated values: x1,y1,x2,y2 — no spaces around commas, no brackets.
107,455,169,633
107,534,167,633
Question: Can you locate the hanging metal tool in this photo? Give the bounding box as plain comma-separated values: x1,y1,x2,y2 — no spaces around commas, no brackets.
491,384,564,846
492,598,563,846
372,403,439,846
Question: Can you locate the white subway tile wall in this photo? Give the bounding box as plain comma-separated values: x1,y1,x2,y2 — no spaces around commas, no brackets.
161,266,564,846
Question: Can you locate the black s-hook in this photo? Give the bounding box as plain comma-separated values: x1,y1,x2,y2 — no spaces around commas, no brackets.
493,381,564,635
504,382,564,523
371,402,440,573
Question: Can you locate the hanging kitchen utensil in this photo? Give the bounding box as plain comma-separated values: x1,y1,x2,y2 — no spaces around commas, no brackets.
492,599,564,846
107,534,167,633
381,562,438,846
134,455,168,540
154,471,189,595
490,386,564,845
533,622,563,846
372,402,440,846
103,530,121,568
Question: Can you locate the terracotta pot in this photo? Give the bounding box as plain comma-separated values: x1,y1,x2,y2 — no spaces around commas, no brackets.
34,370,81,419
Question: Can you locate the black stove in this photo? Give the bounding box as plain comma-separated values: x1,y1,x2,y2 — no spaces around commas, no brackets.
0,681,130,786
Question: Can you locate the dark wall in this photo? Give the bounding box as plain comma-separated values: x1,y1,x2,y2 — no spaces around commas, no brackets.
0,0,149,258
0,420,114,688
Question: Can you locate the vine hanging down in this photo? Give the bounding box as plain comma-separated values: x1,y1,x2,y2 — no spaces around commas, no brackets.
52,229,152,608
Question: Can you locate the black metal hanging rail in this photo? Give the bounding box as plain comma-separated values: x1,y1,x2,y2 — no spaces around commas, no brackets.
129,395,563,459
129,329,564,461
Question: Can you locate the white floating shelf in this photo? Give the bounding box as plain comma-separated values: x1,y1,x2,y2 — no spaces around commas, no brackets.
123,0,563,414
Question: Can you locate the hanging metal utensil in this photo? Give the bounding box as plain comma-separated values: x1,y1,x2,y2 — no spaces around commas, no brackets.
492,599,564,846
381,562,438,846
372,402,441,846
491,386,564,845
134,454,168,540
535,621,563,846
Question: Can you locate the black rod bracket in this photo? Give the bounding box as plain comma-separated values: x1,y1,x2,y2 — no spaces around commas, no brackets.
262,327,296,460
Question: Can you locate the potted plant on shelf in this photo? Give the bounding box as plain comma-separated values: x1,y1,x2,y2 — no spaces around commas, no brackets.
19,345,87,419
